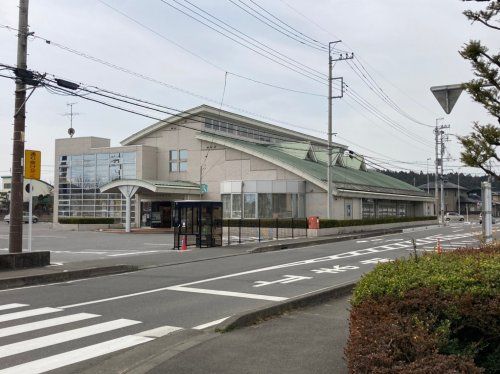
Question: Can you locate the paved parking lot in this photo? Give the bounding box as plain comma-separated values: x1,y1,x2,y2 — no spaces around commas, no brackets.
0,223,175,263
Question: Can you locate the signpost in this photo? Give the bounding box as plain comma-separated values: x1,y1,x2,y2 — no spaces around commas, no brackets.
430,84,463,114
24,150,41,252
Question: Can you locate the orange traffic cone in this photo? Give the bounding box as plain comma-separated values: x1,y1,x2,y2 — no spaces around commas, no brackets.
436,238,442,254
181,235,188,251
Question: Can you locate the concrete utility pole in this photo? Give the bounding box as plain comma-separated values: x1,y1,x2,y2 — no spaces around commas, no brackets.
457,170,461,214
482,181,493,243
9,0,29,254
434,118,443,220
327,42,352,219
440,128,446,223
426,157,431,194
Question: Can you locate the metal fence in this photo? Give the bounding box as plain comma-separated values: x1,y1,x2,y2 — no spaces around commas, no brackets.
223,218,308,245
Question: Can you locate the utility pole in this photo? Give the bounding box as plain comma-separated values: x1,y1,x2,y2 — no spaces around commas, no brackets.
434,118,443,221
438,124,450,224
426,157,431,194
9,0,29,254
327,41,352,219
457,170,460,214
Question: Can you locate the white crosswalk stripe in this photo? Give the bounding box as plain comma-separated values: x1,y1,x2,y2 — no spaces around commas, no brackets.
0,307,61,323
0,335,153,374
0,303,183,373
0,304,28,311
0,313,99,338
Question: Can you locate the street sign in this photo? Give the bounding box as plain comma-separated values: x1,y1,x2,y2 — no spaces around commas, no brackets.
201,184,208,193
24,150,41,180
430,84,463,114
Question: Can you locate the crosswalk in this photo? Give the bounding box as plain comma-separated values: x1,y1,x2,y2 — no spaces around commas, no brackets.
0,303,182,373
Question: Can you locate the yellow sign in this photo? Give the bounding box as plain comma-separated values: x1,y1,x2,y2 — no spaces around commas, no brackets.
24,150,41,180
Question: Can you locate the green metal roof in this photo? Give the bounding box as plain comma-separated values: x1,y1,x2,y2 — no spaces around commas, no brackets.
197,133,428,198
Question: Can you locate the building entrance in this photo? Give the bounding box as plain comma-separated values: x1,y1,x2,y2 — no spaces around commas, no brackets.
141,201,172,228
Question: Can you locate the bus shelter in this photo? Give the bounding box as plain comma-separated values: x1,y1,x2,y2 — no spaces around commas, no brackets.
173,200,223,249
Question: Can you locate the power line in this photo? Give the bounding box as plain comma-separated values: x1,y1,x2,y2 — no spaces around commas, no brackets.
0,24,325,132
226,0,327,51
346,58,433,128
158,0,327,84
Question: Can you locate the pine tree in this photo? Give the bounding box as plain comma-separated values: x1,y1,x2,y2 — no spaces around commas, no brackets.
458,0,499,179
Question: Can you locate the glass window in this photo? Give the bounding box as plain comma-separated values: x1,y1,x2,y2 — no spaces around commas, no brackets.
222,194,231,218
232,194,242,218
169,162,178,172
110,165,120,181
121,152,136,163
258,193,273,218
179,162,188,172
122,163,136,179
244,194,256,219
109,153,121,165
179,150,188,160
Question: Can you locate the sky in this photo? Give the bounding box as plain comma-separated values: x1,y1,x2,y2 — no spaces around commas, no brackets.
0,0,498,184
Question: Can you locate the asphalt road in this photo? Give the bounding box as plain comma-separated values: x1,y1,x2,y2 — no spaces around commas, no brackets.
0,223,175,263
0,223,490,373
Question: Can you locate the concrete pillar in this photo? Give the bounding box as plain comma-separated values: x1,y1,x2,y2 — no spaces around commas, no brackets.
118,185,139,233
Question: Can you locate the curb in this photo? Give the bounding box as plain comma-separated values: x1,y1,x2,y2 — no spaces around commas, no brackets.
247,229,404,253
0,264,138,290
217,282,356,332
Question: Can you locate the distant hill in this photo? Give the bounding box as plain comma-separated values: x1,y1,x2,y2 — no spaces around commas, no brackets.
381,170,499,191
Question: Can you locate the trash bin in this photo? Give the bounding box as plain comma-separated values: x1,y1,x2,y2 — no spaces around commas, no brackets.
308,216,320,229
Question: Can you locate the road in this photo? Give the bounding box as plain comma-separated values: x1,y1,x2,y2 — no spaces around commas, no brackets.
0,223,489,373
0,223,175,263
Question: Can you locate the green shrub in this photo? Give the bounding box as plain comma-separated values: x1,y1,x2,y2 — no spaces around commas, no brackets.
352,245,500,305
319,216,435,229
346,245,500,373
223,218,307,229
58,217,116,224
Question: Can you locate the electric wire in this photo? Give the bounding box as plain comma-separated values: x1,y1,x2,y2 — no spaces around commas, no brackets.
227,0,327,51
158,0,327,84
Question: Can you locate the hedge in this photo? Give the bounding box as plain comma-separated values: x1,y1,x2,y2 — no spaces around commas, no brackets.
58,217,116,224
346,245,500,373
319,215,436,229
223,218,307,229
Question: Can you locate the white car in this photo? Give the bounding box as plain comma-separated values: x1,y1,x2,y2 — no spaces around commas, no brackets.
444,212,464,222
3,214,39,224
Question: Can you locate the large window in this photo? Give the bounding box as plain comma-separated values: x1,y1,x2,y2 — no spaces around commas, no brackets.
57,152,136,222
222,192,304,218
244,193,256,218
169,149,188,172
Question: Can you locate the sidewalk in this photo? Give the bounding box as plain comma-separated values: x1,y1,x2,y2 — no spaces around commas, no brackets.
148,294,351,374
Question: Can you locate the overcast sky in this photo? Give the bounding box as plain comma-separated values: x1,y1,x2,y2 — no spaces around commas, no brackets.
0,0,497,184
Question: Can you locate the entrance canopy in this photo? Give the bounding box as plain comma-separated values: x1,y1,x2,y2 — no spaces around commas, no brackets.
99,179,201,195
99,179,201,232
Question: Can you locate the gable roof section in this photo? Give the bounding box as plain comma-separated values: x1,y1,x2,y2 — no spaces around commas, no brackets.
197,133,429,198
121,105,345,147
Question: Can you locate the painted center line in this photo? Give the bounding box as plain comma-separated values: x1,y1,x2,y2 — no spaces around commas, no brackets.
193,317,230,330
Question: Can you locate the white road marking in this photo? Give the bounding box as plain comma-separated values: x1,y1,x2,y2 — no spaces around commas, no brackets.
0,303,28,311
193,317,230,330
143,243,171,246
311,265,359,274
167,286,288,301
134,325,182,338
253,275,312,287
356,240,368,243
0,307,61,323
108,250,160,257
360,258,391,264
0,313,99,338
0,318,141,359
0,335,153,374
